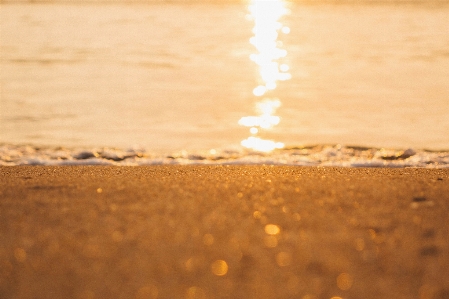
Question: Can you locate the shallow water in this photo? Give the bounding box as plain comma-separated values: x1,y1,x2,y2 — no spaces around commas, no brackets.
1,1,449,155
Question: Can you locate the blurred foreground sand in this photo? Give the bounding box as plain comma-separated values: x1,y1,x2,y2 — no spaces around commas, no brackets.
1,166,449,299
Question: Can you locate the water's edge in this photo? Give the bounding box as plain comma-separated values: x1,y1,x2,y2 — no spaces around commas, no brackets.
2,143,448,168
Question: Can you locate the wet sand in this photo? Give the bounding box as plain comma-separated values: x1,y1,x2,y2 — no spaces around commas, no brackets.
1,166,449,299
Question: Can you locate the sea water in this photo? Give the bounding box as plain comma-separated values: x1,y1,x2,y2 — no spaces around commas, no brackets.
1,1,449,166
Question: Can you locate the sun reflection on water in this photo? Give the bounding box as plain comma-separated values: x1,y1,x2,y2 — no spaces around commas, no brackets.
240,0,290,152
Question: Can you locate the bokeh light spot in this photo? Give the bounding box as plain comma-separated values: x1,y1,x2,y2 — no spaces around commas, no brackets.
337,273,354,290
276,251,292,267
253,210,262,219
355,238,365,251
265,224,281,235
185,286,206,299
211,260,228,276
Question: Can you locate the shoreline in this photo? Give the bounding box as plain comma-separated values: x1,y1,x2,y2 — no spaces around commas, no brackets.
1,165,449,299
2,143,449,167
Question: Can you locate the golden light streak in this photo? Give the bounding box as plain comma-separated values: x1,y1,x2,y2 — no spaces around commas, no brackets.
238,99,281,129
248,0,290,97
241,137,284,152
239,0,290,152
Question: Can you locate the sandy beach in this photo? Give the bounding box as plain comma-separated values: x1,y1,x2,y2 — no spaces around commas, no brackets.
1,166,449,299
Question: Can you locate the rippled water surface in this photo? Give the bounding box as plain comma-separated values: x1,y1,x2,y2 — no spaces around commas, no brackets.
1,1,449,154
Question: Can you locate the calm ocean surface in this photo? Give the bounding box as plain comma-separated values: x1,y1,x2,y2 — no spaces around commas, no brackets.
1,1,449,166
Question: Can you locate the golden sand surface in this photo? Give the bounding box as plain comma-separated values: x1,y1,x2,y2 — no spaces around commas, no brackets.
1,166,449,299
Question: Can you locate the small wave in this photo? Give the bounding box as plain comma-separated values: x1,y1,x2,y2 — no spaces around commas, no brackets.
1,144,449,168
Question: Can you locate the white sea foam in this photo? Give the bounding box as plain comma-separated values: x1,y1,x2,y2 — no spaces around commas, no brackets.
1,144,448,168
